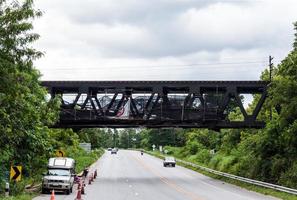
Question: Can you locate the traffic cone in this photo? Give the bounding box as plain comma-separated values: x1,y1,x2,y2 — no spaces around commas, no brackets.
90,173,93,182
88,176,92,185
50,190,55,200
81,183,85,195
75,189,82,200
92,173,95,181
77,182,81,190
94,169,97,179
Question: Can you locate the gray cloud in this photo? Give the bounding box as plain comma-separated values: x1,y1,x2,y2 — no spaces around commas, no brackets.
33,0,297,80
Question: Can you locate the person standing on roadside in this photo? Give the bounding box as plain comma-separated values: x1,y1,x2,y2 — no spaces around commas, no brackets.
83,167,89,179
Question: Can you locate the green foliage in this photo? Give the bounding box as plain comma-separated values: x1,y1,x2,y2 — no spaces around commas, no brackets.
1,0,297,197
0,0,60,194
142,128,186,149
146,23,297,191
0,194,34,200
78,128,115,148
279,161,297,189
67,147,104,173
186,140,201,155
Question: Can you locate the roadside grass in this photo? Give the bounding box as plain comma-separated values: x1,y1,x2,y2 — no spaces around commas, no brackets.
67,147,105,173
0,194,34,200
0,148,105,200
146,150,297,200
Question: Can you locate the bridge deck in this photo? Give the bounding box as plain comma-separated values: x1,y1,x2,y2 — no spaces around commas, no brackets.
42,81,268,130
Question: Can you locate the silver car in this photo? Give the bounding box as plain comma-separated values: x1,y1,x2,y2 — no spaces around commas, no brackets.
163,157,176,167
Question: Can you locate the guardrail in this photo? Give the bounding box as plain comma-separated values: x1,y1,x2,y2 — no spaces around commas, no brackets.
146,151,297,195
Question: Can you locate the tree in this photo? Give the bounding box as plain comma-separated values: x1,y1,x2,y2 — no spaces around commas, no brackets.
0,0,59,184
78,128,115,148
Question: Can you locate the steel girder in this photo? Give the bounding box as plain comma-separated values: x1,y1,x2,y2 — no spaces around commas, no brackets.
41,81,268,130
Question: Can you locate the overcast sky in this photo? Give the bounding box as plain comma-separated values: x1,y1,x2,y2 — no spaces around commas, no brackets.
33,0,297,81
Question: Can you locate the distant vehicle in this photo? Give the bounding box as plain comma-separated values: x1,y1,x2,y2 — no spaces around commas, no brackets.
163,157,176,167
111,148,117,154
42,157,76,194
107,148,112,151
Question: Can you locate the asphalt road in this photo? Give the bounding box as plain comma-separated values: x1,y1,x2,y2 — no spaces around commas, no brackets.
33,150,278,200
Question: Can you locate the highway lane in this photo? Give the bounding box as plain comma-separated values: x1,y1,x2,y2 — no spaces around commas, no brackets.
34,150,278,200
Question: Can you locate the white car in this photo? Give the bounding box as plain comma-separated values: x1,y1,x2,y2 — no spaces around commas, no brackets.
163,157,176,167
111,148,117,154
42,157,76,194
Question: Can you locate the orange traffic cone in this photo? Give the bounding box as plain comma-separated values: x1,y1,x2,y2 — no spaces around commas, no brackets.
75,189,82,200
91,173,94,182
77,182,81,190
94,169,97,179
81,183,85,195
88,176,92,185
50,190,55,200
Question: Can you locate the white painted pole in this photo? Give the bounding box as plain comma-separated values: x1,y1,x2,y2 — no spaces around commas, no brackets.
5,182,9,197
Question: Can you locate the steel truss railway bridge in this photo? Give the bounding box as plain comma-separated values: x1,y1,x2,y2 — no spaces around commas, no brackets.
42,81,268,130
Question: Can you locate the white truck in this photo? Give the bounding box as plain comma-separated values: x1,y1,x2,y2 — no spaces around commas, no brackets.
42,157,76,194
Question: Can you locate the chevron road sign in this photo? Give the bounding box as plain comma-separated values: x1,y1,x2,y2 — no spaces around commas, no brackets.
10,166,22,182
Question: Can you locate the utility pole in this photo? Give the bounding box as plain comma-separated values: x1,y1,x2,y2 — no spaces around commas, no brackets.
269,55,274,82
128,131,130,149
269,55,274,120
113,128,116,147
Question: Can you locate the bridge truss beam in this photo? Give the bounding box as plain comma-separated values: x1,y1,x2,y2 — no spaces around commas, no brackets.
42,81,268,130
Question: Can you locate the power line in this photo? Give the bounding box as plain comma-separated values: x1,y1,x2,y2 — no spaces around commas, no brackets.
38,60,268,71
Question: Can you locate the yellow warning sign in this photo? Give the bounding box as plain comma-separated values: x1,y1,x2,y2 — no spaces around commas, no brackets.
10,166,22,182
56,150,65,157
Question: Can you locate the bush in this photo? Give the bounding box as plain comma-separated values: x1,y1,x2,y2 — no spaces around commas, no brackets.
196,149,212,164
228,154,255,177
217,155,237,172
66,147,104,173
209,154,224,169
279,161,297,189
186,141,205,155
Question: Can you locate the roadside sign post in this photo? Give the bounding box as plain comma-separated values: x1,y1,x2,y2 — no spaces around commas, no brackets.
56,150,65,157
5,182,9,197
210,149,215,155
152,144,156,151
10,166,22,182
79,143,91,153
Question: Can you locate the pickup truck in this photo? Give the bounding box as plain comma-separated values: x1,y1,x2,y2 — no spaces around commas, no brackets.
42,157,76,194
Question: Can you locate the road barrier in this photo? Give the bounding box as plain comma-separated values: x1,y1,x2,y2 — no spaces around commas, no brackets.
177,159,297,195
146,151,297,195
